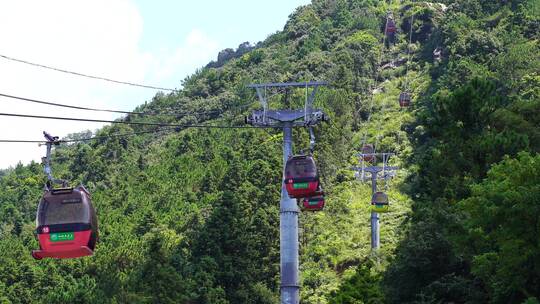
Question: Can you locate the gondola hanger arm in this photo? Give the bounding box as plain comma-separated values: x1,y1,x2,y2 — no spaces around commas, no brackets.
42,131,67,189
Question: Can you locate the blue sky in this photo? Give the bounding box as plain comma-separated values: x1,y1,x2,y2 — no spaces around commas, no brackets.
130,0,311,91
134,0,310,58
0,0,310,168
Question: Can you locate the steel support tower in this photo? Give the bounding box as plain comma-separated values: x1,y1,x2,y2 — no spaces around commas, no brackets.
246,81,328,304
353,152,398,250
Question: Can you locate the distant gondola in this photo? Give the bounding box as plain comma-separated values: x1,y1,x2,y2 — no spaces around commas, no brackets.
386,18,397,35
32,186,98,259
361,144,376,162
371,191,389,213
385,17,397,43
284,155,319,198
399,92,411,108
301,191,325,211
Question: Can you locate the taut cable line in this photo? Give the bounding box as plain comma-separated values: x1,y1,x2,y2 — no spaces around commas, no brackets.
0,127,180,144
0,93,225,117
0,53,176,91
0,112,274,129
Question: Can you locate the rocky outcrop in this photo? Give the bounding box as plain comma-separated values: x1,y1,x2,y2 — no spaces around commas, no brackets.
206,42,256,68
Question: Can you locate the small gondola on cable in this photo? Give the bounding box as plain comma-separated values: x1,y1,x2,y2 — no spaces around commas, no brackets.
399,92,411,108
32,132,98,260
361,144,376,163
301,190,325,211
284,127,326,212
284,154,320,198
371,191,389,213
284,127,321,199
385,13,397,44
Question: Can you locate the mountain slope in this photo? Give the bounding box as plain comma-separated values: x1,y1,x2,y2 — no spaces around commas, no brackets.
0,0,538,303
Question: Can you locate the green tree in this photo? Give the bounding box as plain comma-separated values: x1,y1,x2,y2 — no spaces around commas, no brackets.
460,153,540,303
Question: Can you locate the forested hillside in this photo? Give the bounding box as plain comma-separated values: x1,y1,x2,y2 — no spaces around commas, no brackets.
0,0,539,303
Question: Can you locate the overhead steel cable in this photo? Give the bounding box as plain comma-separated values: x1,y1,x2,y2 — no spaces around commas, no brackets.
403,13,415,92
0,92,228,117
0,112,274,129
360,11,390,148
0,92,146,115
0,53,175,91
0,127,180,144
0,139,46,143
61,127,178,143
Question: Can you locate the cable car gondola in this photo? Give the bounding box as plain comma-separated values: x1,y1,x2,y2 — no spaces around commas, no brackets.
32,186,98,259
284,155,319,198
385,17,397,43
399,92,411,108
361,144,376,163
386,18,397,35
301,191,325,211
371,191,389,213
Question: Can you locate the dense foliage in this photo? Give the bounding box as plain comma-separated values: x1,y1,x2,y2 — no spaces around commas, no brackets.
0,0,538,303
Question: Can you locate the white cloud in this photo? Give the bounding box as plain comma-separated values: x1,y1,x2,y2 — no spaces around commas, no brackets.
149,29,220,81
0,0,220,169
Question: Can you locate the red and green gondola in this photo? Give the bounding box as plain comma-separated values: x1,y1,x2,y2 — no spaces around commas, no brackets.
284,155,319,198
301,191,325,211
32,186,98,260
